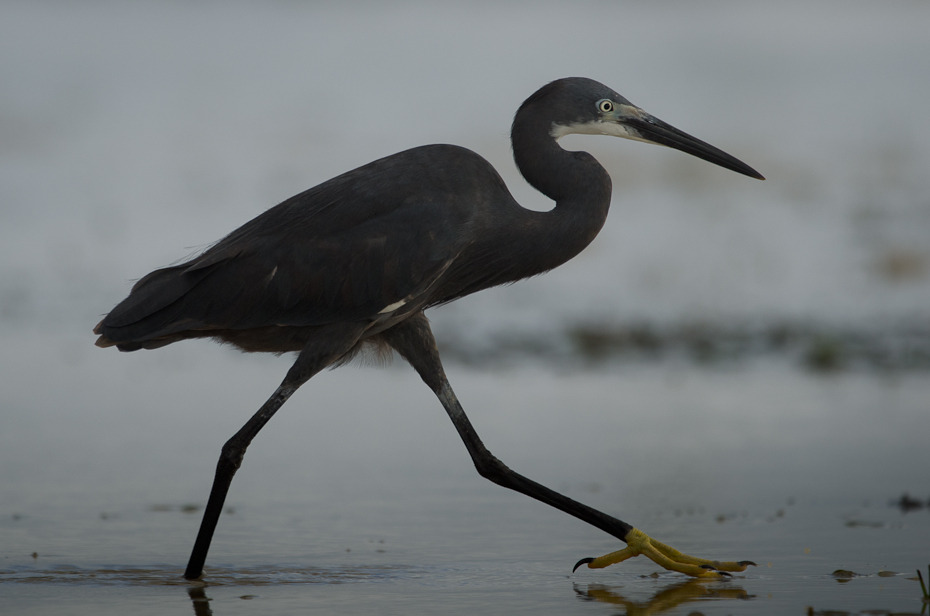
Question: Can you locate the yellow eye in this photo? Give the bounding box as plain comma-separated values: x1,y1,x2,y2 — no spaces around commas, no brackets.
597,99,613,113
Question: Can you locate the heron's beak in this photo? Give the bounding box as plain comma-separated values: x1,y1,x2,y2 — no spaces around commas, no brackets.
614,104,765,180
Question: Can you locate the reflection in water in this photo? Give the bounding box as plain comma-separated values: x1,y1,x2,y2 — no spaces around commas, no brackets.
187,585,212,616
1,564,412,586
574,579,752,614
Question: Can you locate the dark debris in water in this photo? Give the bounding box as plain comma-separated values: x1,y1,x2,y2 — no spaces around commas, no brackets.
830,569,901,583
149,503,201,514
892,492,928,513
436,319,930,374
832,568,860,581
844,519,884,529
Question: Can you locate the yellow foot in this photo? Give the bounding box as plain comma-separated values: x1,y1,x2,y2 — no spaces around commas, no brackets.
572,528,756,578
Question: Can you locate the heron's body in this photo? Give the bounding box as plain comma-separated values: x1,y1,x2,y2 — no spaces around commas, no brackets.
99,138,610,355
95,78,762,580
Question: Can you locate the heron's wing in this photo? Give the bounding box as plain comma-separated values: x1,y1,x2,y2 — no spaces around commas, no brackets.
187,202,465,329
95,145,489,346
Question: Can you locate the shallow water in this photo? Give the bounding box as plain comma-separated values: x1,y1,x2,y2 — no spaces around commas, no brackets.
3,1,930,615
3,345,929,614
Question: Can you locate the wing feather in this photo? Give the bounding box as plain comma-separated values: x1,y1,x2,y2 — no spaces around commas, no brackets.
95,145,485,348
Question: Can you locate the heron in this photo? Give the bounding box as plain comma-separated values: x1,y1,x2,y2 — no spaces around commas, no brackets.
94,77,763,580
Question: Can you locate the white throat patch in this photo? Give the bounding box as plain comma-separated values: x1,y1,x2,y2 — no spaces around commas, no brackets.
550,120,647,144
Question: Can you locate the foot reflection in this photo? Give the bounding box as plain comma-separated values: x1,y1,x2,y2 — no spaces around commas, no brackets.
573,578,752,614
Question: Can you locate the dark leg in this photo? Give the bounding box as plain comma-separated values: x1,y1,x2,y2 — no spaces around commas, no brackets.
183,381,297,580
381,314,633,540
183,324,365,580
382,312,753,577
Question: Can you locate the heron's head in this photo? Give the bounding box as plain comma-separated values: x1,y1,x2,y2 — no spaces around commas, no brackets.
525,77,764,180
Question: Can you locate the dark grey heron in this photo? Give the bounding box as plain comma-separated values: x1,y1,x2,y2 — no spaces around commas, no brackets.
94,77,763,580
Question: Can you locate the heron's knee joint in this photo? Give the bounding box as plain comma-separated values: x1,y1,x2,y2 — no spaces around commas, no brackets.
219,440,247,471
473,453,510,484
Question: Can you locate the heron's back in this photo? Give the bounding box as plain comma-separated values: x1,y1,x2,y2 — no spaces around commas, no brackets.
94,144,519,352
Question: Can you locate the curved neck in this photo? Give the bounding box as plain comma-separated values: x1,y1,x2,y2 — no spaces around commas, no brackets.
509,112,613,272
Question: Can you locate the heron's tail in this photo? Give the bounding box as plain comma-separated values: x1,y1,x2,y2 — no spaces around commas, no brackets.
93,263,215,351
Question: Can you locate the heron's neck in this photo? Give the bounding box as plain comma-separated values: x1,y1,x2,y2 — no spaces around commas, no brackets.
510,120,613,273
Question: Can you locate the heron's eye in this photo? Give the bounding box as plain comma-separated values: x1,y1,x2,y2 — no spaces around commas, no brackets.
597,99,613,113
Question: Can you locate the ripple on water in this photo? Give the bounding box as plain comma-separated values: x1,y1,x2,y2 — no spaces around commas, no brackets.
0,563,423,587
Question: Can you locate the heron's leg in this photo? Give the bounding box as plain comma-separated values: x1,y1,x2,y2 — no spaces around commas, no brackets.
183,324,366,580
382,313,753,578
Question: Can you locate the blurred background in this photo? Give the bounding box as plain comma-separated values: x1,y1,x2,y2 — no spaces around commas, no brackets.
1,2,929,609
2,1,928,368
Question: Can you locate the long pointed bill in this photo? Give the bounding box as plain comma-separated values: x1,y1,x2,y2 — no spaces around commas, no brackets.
617,105,765,180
